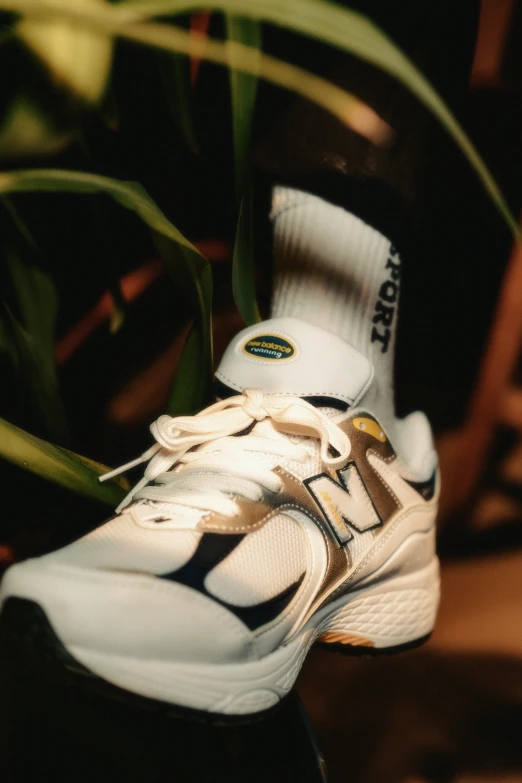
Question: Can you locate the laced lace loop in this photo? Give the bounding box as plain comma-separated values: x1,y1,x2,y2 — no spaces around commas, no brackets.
241,388,267,420
100,389,350,515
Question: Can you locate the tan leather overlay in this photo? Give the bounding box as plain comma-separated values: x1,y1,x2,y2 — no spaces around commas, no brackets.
196,467,326,534
275,467,350,600
339,415,401,523
196,412,400,612
197,497,274,534
196,465,350,601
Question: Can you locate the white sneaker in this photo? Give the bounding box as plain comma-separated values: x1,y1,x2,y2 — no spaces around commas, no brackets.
0,317,440,716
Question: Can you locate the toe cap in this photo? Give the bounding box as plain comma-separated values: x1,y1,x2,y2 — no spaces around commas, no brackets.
1,559,253,664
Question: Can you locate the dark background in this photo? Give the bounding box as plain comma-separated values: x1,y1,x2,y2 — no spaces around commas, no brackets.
1,1,522,781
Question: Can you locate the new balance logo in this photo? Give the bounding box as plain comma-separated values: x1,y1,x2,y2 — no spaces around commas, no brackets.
305,463,382,544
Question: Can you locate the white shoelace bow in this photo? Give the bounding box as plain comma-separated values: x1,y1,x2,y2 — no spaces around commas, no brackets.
100,389,351,517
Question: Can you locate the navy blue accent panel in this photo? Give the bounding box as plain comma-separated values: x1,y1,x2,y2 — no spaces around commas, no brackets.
160,534,305,631
302,396,349,411
161,533,244,589
226,573,306,631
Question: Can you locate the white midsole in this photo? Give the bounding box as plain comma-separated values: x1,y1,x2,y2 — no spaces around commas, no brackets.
69,558,440,715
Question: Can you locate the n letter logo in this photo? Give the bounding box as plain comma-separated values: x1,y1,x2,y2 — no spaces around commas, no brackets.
305,464,381,543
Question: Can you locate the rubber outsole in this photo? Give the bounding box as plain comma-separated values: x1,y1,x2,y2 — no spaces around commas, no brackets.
0,596,431,721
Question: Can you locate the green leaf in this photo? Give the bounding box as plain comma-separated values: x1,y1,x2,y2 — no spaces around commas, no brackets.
0,95,71,159
168,313,212,416
5,232,57,381
0,3,383,141
0,169,211,364
3,303,70,444
156,49,199,155
225,17,261,326
0,169,200,255
1,199,69,443
0,416,127,506
0,2,513,230
1,193,36,246
232,176,260,325
109,291,125,333
154,233,213,416
225,14,261,196
16,0,114,105
0,167,214,415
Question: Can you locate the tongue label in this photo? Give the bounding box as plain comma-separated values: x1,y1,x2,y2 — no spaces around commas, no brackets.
216,317,374,405
242,334,296,362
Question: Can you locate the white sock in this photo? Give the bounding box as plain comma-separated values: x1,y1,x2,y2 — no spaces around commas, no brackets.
270,186,401,427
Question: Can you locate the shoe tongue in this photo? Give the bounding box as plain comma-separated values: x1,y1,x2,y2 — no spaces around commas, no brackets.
215,317,374,407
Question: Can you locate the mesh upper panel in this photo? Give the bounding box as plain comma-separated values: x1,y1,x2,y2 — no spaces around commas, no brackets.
205,513,309,606
47,512,200,574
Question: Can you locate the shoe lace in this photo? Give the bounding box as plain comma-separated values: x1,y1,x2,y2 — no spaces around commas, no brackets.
100,388,350,518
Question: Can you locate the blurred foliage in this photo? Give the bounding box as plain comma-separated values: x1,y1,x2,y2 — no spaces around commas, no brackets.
0,0,517,509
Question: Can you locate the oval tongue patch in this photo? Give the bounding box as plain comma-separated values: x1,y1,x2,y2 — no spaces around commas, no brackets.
242,334,296,361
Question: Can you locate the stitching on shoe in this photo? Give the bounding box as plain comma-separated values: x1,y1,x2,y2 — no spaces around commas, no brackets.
366,449,401,506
